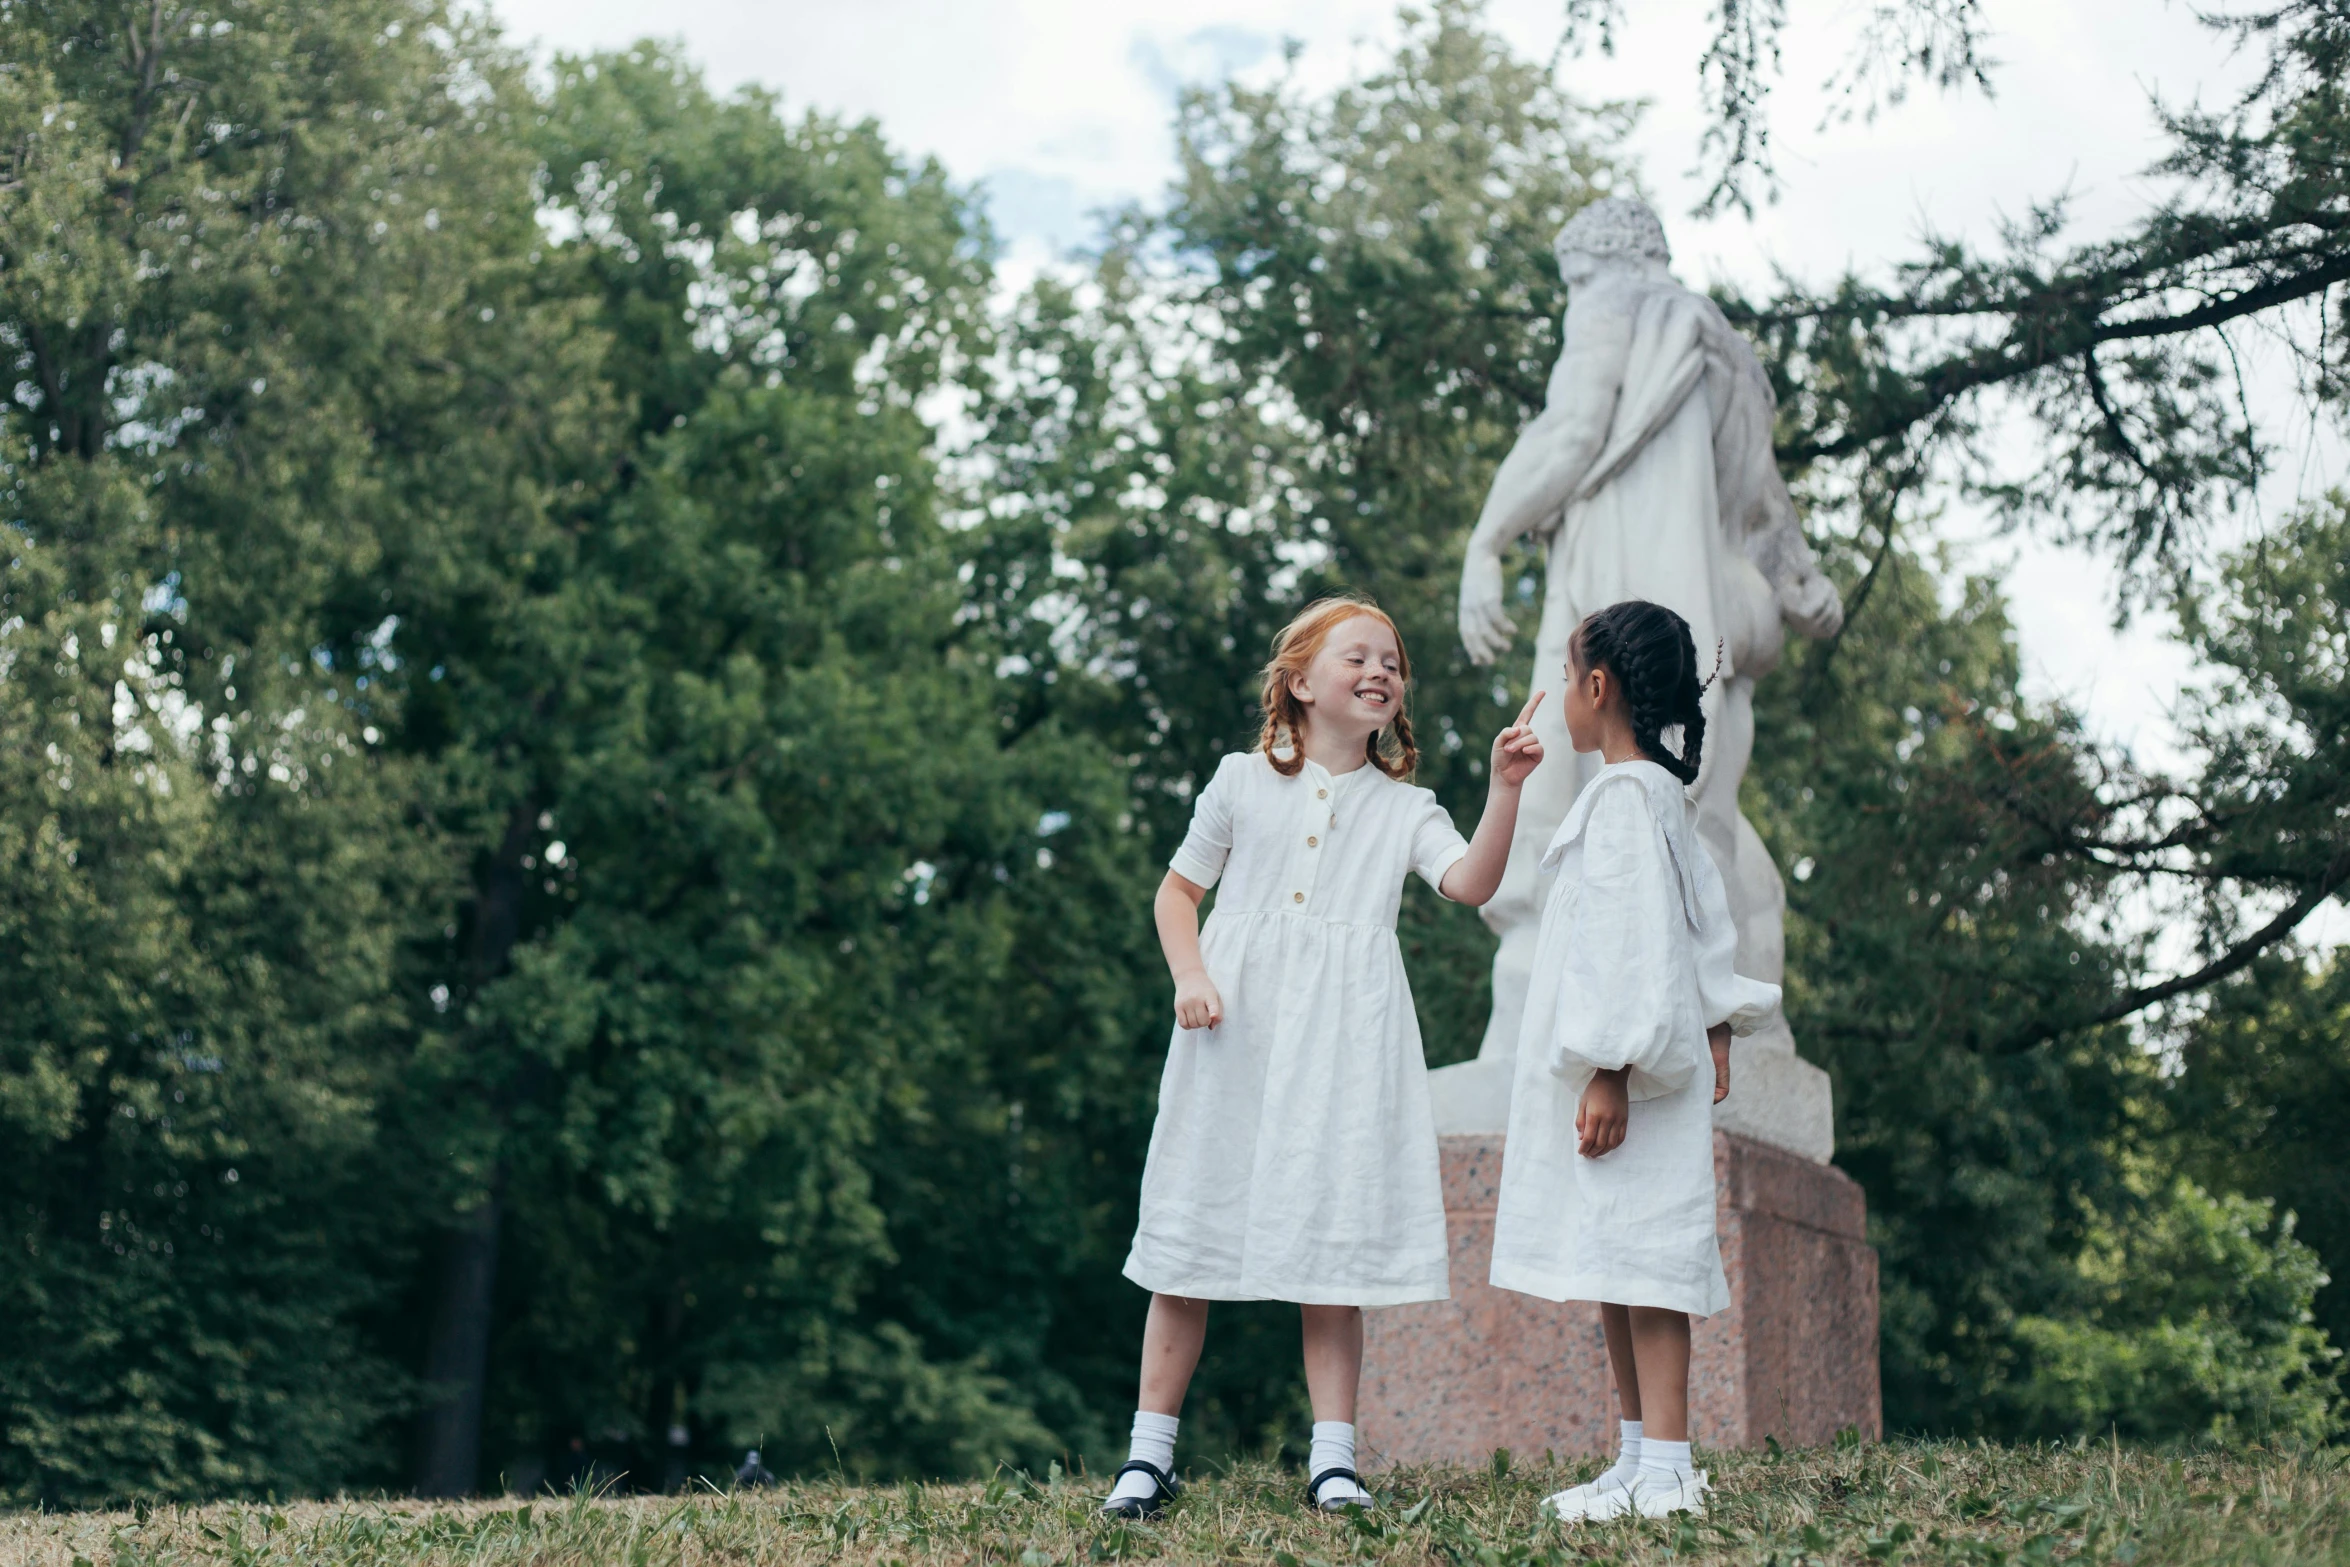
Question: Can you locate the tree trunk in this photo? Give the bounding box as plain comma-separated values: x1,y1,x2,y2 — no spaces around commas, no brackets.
415,1179,504,1497
414,797,539,1496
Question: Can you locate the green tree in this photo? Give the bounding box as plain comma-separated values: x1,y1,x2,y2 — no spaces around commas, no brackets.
2009,1175,2338,1444
2171,950,2350,1379
0,0,592,1503
359,43,1174,1492
1,5,1177,1496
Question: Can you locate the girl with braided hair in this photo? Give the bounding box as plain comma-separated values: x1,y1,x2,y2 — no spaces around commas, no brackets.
1488,599,1781,1523
1103,596,1546,1519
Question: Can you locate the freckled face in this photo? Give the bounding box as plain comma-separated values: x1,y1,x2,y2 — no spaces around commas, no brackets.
1292,615,1404,740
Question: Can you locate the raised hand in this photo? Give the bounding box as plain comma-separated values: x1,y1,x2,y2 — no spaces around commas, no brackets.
1489,690,1547,788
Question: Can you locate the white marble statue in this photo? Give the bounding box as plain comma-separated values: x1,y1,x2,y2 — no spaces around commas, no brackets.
1431,196,1845,1160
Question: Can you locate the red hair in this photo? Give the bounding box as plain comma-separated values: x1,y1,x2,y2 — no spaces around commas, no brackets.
1257,596,1419,781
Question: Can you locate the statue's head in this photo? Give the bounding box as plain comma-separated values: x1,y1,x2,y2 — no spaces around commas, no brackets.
1553,196,1672,285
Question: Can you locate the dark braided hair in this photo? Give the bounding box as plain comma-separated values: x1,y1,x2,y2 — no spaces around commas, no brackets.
1570,600,1709,786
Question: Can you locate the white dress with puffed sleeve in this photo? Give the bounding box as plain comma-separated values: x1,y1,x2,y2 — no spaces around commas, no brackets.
1122,749,1469,1305
1488,759,1781,1316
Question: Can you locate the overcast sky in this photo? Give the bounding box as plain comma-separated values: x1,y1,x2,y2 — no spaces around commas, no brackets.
481,0,2339,768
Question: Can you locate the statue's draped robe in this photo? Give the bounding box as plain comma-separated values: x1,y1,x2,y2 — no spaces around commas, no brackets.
1555,284,1734,747
1485,286,1748,1061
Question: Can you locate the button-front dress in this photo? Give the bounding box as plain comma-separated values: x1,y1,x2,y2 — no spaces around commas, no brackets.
1489,760,1781,1316
1122,750,1470,1306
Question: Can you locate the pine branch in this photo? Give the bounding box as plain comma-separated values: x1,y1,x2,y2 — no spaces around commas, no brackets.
1994,846,2350,1053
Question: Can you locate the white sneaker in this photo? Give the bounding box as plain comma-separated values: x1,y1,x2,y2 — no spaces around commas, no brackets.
1540,1474,1630,1522
1570,1468,1707,1521
1630,1469,1709,1518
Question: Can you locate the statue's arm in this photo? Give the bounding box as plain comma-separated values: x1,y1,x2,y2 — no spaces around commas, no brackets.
1747,486,1845,640
1476,299,1630,550
1458,296,1632,666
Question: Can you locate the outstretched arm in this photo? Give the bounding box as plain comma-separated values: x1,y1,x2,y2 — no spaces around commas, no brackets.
1459,293,1635,666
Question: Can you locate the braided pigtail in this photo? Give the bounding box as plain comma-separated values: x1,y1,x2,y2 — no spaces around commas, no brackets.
1259,679,1307,777
1675,651,1708,784
1572,600,1707,786
1371,708,1419,781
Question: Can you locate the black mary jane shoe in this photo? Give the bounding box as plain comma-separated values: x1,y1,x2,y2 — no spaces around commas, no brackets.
1100,1458,1180,1520
1308,1466,1373,1512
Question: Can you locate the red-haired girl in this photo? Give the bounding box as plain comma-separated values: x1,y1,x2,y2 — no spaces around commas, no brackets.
1102,596,1544,1518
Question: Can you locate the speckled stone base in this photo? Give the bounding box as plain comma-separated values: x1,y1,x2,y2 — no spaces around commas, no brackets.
1357,1132,1880,1466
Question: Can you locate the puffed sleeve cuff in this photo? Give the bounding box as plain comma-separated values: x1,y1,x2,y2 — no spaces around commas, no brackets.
1710,977,1783,1037
1537,781,1695,1101
1548,1025,1695,1102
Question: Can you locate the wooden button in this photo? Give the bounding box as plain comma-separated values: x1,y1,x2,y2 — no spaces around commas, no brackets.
1307,836,1318,847
1292,892,1305,903
1316,788,1328,799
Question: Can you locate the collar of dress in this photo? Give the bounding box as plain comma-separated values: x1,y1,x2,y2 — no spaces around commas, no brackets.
1281,752,1379,792
1538,759,1707,931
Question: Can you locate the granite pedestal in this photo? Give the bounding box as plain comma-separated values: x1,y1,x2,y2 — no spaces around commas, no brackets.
1357,1127,1881,1466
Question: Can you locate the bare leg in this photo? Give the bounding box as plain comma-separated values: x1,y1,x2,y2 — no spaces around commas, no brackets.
1138,1294,1210,1416
1625,1306,1691,1442
1599,1302,1643,1422
1299,1304,1363,1423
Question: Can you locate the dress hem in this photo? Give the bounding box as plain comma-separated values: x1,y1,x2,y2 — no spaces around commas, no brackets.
1486,1260,1726,1319
1124,1260,1449,1308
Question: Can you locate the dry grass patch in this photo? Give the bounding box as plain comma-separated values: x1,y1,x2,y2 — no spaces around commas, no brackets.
2,1440,2342,1567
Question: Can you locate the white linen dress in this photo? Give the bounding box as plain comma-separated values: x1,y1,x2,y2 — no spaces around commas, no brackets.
1488,760,1780,1316
1122,750,1470,1306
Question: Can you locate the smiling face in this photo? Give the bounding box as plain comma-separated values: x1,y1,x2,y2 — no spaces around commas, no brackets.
1290,613,1405,747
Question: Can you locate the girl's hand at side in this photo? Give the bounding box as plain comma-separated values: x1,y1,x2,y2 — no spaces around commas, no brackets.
1575,1067,1629,1157
1155,871,1221,1030
1174,972,1225,1031
1709,1024,1731,1103
1490,690,1546,789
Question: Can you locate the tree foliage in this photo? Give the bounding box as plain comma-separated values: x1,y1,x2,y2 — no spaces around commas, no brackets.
1,0,1154,1503
0,0,568,1500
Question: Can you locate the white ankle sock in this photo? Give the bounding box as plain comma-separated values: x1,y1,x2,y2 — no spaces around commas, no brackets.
1639,1436,1693,1481
1109,1411,1179,1502
1309,1421,1370,1505
1598,1419,1643,1486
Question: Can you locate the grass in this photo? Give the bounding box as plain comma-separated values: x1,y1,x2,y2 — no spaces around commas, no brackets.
2,1440,2344,1567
